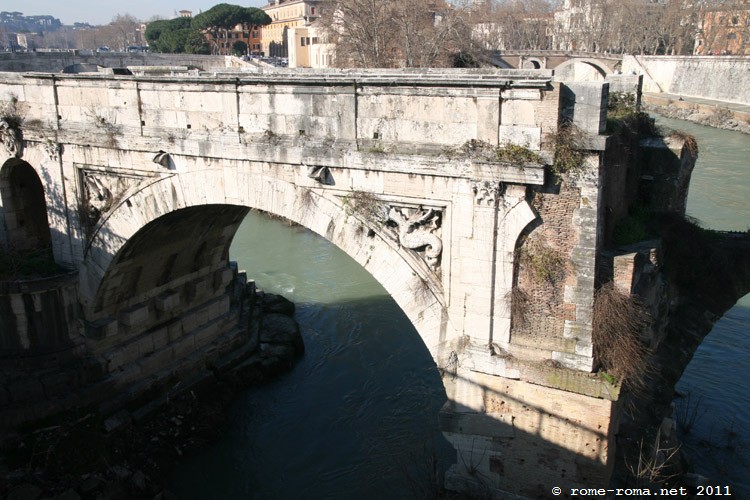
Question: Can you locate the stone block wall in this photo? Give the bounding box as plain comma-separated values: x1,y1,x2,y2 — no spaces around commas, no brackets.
443,368,619,498
0,272,90,427
621,55,750,105
0,272,80,354
638,136,697,215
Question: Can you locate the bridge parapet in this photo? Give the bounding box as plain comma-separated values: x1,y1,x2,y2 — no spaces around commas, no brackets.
5,70,555,159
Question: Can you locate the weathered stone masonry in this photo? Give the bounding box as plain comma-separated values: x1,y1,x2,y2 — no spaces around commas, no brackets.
0,69,649,497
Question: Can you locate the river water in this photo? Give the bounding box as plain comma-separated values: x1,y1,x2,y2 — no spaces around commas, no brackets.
169,212,452,499
655,116,750,497
170,117,749,498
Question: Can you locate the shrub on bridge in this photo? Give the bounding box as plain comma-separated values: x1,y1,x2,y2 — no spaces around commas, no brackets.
592,282,651,390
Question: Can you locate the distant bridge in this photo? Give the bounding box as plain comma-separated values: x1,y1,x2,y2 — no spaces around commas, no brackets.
490,50,623,80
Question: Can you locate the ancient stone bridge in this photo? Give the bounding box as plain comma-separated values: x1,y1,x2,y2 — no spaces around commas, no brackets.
489,50,623,81
0,67,729,497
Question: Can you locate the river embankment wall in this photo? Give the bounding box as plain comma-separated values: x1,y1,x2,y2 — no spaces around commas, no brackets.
622,55,750,106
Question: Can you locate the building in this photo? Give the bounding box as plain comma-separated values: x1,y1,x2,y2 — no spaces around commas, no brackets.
177,8,262,56
288,22,334,67
204,23,263,56
552,0,689,54
694,1,750,55
553,0,608,51
261,0,321,58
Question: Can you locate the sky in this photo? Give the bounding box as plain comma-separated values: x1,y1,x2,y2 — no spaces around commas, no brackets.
6,0,268,26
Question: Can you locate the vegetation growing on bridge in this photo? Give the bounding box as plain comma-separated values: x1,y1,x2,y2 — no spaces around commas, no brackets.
444,139,543,165
606,92,661,137
342,190,387,227
519,238,567,285
0,247,61,280
593,282,651,390
548,124,586,178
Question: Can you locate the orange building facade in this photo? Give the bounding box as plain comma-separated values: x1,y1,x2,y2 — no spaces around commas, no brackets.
204,23,264,56
695,1,750,55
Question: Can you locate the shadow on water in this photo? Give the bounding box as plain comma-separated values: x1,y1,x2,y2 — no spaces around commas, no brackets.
675,299,750,497
167,294,453,500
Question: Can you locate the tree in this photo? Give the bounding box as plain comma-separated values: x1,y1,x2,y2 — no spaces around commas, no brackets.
321,0,473,68
232,40,248,56
106,14,140,50
551,0,699,55
145,17,195,52
191,4,271,55
191,3,271,32
184,29,211,54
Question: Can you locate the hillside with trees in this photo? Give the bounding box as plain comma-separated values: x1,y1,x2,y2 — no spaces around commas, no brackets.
0,11,62,33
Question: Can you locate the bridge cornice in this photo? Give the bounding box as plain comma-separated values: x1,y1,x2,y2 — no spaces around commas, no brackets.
17,69,554,88
21,141,546,189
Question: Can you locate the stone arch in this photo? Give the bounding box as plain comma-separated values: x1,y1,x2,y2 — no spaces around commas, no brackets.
554,58,613,82
0,157,52,252
82,169,454,358
521,57,544,70
493,186,537,345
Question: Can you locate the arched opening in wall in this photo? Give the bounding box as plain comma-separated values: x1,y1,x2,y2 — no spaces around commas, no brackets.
508,184,573,348
0,158,55,279
167,208,452,498
554,59,607,82
92,202,451,496
93,204,250,315
522,58,543,70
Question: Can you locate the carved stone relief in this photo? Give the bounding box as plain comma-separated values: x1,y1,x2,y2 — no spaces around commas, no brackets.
387,206,443,270
0,119,22,158
472,180,504,206
44,141,62,162
80,169,144,233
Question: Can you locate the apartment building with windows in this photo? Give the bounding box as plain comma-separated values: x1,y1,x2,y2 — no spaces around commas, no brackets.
261,0,321,57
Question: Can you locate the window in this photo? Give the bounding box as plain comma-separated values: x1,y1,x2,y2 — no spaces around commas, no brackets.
301,37,306,46
311,7,316,15
727,33,737,39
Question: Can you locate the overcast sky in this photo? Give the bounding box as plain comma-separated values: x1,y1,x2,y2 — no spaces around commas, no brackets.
9,1,267,26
